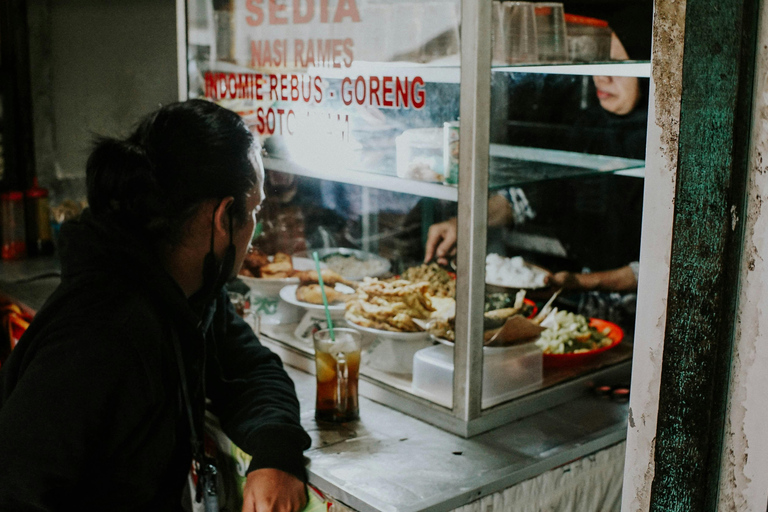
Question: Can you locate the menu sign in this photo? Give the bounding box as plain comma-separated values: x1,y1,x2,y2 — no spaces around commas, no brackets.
189,0,460,169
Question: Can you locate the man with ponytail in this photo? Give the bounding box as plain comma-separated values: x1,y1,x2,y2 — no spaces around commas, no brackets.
0,100,311,512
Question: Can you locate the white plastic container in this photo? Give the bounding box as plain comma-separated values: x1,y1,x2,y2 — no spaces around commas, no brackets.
412,342,543,408
395,128,444,182
352,323,433,375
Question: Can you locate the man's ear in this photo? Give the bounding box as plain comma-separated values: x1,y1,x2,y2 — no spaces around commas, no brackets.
212,196,235,240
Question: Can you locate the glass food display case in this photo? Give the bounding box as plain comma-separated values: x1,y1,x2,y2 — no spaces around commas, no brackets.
184,0,648,437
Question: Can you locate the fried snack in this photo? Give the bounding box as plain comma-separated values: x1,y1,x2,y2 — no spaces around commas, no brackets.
273,252,292,263
294,269,357,289
296,284,354,304
401,263,455,298
259,260,294,278
239,248,296,278
427,318,455,342
242,247,269,273
344,278,435,332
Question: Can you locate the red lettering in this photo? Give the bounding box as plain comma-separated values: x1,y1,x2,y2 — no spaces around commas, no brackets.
382,76,393,107
280,74,288,101
305,39,315,65
369,76,381,106
266,108,276,134
314,76,323,102
216,73,227,99
250,40,261,67
341,77,353,105
269,0,288,24
332,39,343,69
300,75,312,102
254,73,264,100
286,110,295,135
395,77,408,108
256,107,266,133
293,0,313,23
246,0,265,26
289,75,300,101
273,39,284,67
317,39,332,66
204,72,217,99
294,39,306,67
412,76,425,109
320,0,330,22
343,38,354,68
276,108,285,134
269,74,279,100
334,0,361,22
354,76,366,105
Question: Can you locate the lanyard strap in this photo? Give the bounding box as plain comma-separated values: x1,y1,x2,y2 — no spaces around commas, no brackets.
170,330,203,461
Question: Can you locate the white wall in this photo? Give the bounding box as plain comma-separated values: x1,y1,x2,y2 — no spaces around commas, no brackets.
29,0,178,201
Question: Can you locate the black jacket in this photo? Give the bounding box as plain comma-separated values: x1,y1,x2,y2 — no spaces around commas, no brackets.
0,210,311,511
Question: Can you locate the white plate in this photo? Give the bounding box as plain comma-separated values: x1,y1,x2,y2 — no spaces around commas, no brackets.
295,248,391,281
278,284,354,314
238,257,325,297
485,256,549,290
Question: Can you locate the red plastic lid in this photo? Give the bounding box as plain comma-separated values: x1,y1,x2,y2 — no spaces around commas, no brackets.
0,191,24,201
564,13,609,27
25,187,49,199
534,6,552,16
25,178,49,199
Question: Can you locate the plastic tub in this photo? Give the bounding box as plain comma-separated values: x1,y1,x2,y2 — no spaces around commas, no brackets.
564,14,611,62
412,342,543,408
395,128,444,182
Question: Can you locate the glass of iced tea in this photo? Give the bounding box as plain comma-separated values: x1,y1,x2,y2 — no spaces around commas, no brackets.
312,328,361,423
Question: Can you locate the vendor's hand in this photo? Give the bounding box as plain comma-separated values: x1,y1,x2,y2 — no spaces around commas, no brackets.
545,271,585,291
242,468,307,512
424,218,458,266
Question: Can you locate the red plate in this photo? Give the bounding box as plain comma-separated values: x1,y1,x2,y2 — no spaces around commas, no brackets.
542,318,624,369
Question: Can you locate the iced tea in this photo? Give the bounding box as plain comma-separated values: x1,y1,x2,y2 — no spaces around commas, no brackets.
313,328,361,422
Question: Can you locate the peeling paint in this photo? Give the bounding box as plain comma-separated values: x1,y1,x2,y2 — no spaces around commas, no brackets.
716,0,768,508
731,205,738,230
629,407,636,428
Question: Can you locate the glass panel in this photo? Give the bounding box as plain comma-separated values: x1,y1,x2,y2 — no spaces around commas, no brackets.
481,6,647,410
188,0,462,408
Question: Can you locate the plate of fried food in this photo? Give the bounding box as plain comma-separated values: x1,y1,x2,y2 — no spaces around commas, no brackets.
344,277,437,374
238,248,325,296
279,269,357,316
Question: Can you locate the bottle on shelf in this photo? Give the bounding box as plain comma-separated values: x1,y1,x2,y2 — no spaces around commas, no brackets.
1,191,28,260
24,179,55,257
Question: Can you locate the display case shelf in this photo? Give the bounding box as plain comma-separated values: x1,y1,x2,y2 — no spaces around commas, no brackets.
308,60,650,84
264,145,644,200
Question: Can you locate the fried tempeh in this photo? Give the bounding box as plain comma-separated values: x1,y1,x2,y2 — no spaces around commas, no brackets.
294,269,357,288
296,284,354,304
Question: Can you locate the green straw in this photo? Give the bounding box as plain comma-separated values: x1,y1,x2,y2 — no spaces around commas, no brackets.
312,251,335,341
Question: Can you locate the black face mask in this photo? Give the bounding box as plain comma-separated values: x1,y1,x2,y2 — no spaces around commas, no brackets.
190,207,236,317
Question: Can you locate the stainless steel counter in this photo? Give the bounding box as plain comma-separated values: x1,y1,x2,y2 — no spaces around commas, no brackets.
0,260,630,512
279,348,628,512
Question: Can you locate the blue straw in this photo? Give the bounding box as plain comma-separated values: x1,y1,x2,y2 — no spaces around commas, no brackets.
312,251,335,341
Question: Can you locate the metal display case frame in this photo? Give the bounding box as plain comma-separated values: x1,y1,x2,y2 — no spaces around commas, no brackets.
178,0,645,437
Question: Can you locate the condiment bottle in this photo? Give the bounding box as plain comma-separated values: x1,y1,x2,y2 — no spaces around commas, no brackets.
24,179,55,256
1,191,28,260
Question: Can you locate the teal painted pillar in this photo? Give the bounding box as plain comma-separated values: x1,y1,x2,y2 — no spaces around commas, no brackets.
649,0,760,510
